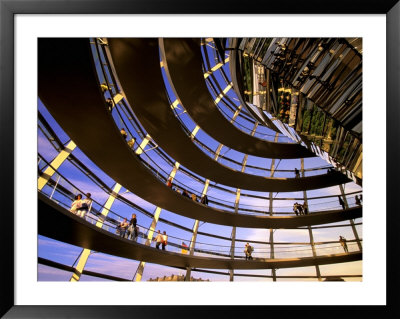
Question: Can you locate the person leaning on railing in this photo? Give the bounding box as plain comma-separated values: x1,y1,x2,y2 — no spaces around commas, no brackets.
118,218,129,238
162,231,168,251
127,213,138,240
76,193,92,218
70,194,83,215
154,230,163,249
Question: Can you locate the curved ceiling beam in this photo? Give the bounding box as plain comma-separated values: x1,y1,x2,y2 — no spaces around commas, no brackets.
38,38,356,229
159,38,314,159
107,38,349,192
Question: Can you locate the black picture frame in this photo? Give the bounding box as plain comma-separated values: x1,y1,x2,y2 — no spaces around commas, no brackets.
1,0,398,317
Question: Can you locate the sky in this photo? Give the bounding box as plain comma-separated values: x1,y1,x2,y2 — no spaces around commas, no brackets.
38,38,362,282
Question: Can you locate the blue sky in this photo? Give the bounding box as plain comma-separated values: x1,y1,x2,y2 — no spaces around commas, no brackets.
38,38,362,282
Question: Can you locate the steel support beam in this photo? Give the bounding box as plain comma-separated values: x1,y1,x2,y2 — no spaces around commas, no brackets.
38,140,76,190
339,184,362,251
185,179,210,281
70,182,122,281
302,158,322,281
134,162,180,282
269,133,279,281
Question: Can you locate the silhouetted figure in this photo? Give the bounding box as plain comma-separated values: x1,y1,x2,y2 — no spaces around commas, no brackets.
294,168,300,178
182,190,190,198
293,202,299,216
339,236,348,253
162,231,168,250
338,196,345,210
244,243,254,260
201,195,209,206
154,230,162,249
303,202,309,215
355,195,362,207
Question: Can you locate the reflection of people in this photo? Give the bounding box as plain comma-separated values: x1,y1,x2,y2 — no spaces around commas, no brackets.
339,236,348,253
181,242,188,254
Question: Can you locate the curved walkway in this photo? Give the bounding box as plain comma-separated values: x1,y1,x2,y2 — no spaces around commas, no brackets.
39,193,362,270
107,38,349,192
160,38,314,159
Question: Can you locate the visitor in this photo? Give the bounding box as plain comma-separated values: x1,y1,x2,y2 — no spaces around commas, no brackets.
162,231,168,251
127,213,137,240
70,194,83,214
191,193,197,202
106,98,114,110
127,137,135,148
154,230,163,249
182,190,190,198
338,195,346,210
181,242,188,254
118,218,129,238
302,201,309,215
294,168,300,178
176,188,181,195
120,128,127,140
200,194,209,206
166,178,173,188
339,236,348,253
293,202,299,216
76,193,92,218
297,203,304,215
100,82,109,92
244,243,253,260
355,195,362,207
